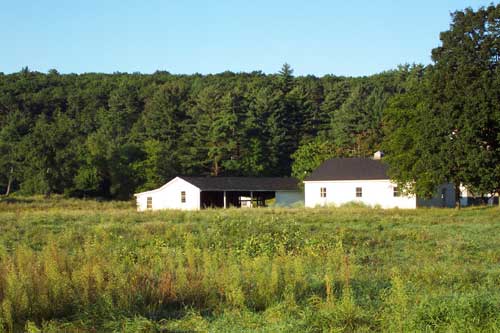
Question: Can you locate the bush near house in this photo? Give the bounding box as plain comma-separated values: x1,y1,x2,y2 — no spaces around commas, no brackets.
0,196,499,332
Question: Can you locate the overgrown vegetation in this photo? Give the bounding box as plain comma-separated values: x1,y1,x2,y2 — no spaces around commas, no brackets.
0,197,499,332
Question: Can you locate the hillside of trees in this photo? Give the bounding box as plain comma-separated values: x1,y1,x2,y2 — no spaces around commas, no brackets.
1,4,499,202
0,64,422,199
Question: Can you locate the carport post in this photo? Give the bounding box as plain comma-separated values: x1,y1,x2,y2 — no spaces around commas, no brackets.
250,191,253,208
223,191,227,208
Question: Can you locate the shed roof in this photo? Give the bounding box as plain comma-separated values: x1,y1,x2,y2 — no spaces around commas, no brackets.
305,158,389,181
179,176,300,191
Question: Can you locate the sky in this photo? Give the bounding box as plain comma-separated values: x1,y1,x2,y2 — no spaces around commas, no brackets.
0,0,495,77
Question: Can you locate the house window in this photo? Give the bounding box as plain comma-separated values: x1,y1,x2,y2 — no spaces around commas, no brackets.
147,197,152,209
320,187,327,198
356,187,362,198
393,186,400,197
181,191,186,203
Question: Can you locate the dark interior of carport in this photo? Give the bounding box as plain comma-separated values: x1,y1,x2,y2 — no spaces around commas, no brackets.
200,191,275,208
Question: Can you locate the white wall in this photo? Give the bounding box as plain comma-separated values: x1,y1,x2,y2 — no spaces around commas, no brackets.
275,191,304,207
304,180,417,209
135,177,201,211
459,184,476,207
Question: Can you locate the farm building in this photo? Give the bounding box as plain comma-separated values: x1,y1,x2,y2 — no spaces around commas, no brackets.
459,184,499,206
134,176,302,211
304,152,456,209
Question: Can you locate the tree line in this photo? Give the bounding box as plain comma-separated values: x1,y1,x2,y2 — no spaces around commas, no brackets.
0,63,419,199
1,4,499,204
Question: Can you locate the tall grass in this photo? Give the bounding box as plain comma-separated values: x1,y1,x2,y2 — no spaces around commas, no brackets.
0,196,499,331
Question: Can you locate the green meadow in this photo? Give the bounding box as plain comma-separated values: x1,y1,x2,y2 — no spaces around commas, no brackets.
0,197,499,332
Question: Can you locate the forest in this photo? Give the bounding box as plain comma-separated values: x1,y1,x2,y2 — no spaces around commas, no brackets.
0,64,421,199
1,4,499,201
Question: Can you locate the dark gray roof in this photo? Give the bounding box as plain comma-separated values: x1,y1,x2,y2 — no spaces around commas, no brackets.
179,176,300,191
305,158,389,181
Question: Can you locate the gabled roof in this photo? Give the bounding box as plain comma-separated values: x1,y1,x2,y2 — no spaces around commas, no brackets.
179,176,300,191
134,176,301,196
304,158,389,181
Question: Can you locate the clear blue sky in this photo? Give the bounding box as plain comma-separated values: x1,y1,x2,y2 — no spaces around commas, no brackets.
0,0,494,77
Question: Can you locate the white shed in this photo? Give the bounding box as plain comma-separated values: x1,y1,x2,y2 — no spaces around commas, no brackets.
304,154,455,209
134,176,302,211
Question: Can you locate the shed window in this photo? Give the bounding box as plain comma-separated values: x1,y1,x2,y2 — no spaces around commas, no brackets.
356,187,362,198
181,191,186,203
146,197,152,209
393,186,400,197
320,187,327,198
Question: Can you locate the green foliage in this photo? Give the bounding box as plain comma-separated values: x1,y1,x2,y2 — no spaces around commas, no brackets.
382,79,443,198
380,269,409,332
291,137,340,182
278,63,294,94
328,69,412,157
21,112,78,196
0,64,418,199
0,111,29,196
0,197,499,331
383,5,500,205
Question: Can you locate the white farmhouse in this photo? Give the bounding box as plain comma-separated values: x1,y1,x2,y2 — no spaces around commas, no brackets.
304,153,456,209
134,176,302,211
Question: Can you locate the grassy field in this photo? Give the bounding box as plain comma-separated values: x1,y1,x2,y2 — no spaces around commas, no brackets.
0,196,499,332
